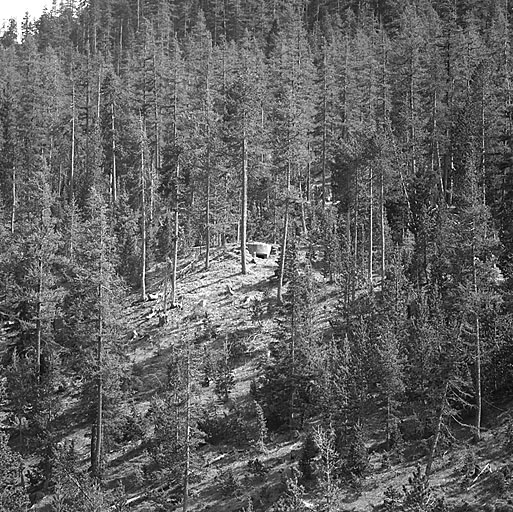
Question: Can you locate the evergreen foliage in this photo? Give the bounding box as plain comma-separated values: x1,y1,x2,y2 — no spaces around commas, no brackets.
0,433,29,512
2,0,513,508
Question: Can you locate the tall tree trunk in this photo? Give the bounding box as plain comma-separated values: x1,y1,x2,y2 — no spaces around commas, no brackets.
289,286,296,431
299,181,308,238
241,127,248,275
170,58,180,308
380,163,386,283
163,260,169,315
111,103,117,204
426,380,449,477
92,222,104,479
153,54,161,172
96,66,101,121
410,55,417,176
472,237,482,442
117,23,123,75
345,208,351,309
11,166,15,234
205,70,212,271
352,165,359,303
205,169,211,271
277,162,291,304
36,253,43,383
481,87,486,204
306,142,311,203
183,337,191,512
85,56,91,176
171,162,180,307
141,118,147,301
277,204,290,305
70,81,76,259
368,165,373,289
322,44,328,207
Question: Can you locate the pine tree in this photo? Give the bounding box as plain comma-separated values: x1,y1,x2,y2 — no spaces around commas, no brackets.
222,33,268,273
65,189,127,480
50,441,129,511
253,400,268,453
0,433,29,512
268,6,315,300
183,14,221,270
260,257,320,430
299,430,317,481
314,425,339,510
214,336,235,402
402,465,431,512
146,338,204,510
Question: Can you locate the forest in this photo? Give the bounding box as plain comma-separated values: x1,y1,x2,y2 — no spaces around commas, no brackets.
2,0,513,510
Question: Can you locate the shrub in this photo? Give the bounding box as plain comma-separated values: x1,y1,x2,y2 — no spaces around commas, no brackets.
217,468,241,497
247,458,268,478
253,401,268,452
106,404,146,448
198,403,250,447
402,465,431,512
382,485,403,512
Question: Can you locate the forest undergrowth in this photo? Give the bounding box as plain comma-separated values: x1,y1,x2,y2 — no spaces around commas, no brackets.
9,244,511,512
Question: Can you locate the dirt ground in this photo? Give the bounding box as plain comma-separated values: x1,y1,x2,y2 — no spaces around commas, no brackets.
22,243,513,511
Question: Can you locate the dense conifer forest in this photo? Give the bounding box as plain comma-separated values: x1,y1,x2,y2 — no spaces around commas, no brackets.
3,0,513,510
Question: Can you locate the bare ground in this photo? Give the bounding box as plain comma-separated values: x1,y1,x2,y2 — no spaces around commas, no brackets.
22,243,513,511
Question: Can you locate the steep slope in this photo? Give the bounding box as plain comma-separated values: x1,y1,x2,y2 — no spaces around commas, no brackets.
27,244,513,512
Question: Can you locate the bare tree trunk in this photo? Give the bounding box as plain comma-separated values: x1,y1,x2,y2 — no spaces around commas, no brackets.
299,182,308,237
163,264,169,315
141,117,147,301
150,161,155,224
96,66,101,120
481,87,486,204
273,174,278,244
472,238,481,442
368,165,373,289
183,337,191,512
345,209,351,309
36,253,43,383
170,58,180,308
117,23,123,75
277,162,291,304
205,66,212,271
241,127,248,275
410,55,417,176
322,44,328,207
426,381,449,477
68,80,76,260
380,164,386,283
352,166,359,303
289,287,296,430
92,220,104,479
205,169,211,271
306,143,311,202
111,103,117,203
171,162,180,307
222,175,228,246
153,54,161,172
277,204,289,305
11,167,15,234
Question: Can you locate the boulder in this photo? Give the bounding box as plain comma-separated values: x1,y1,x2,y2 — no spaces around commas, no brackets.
247,242,272,259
